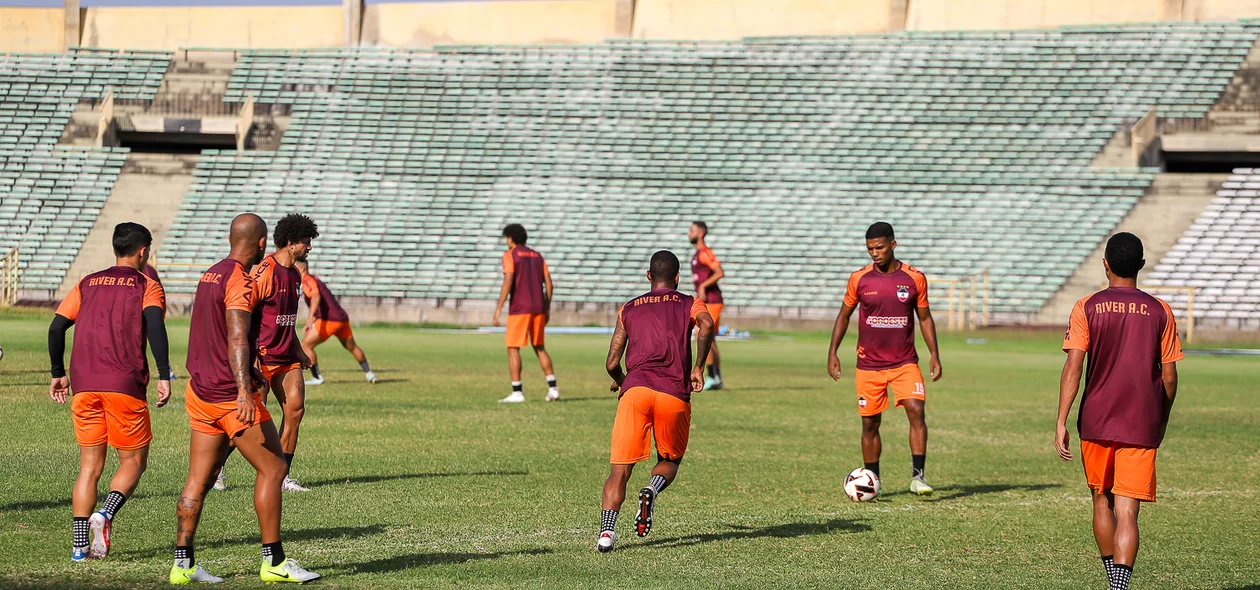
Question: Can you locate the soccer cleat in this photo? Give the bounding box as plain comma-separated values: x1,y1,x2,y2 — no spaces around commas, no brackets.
596,531,617,553
304,376,324,386
88,511,111,558
910,477,934,496
702,376,717,391
634,486,656,537
364,371,377,384
499,391,526,403
72,547,90,562
545,388,560,402
709,375,724,391
260,558,321,583
169,564,224,584
212,467,226,491
282,476,310,493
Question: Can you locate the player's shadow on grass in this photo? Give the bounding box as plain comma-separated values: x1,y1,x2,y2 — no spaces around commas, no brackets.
1,491,162,512
625,518,871,551
555,396,610,403
118,525,390,559
301,470,528,489
341,548,551,574
882,483,1062,503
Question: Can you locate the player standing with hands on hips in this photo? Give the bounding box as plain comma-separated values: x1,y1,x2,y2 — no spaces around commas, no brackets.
827,222,942,496
1056,232,1182,590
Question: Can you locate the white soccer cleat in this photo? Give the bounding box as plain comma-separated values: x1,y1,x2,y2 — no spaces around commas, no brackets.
545,388,560,402
364,371,377,384
88,512,111,558
499,391,526,403
260,558,320,583
282,476,310,492
304,376,324,386
212,468,226,491
596,530,617,553
910,477,934,496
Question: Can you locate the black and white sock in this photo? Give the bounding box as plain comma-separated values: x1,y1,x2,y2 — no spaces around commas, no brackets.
600,509,618,533
648,474,670,494
911,454,926,480
73,517,90,550
1101,555,1115,580
174,545,194,569
1111,564,1132,590
865,462,880,478
546,375,557,390
310,364,322,380
359,360,371,373
100,491,127,520
511,381,523,394
262,541,285,567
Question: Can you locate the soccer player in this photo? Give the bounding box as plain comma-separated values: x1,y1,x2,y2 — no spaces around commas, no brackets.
1055,232,1182,590
492,224,559,403
295,259,376,385
48,222,171,561
598,250,715,553
221,214,317,493
143,263,178,381
688,221,726,390
171,213,319,584
827,222,942,496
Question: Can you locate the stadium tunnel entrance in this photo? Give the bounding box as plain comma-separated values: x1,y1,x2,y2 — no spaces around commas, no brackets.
1161,151,1260,173
115,116,244,154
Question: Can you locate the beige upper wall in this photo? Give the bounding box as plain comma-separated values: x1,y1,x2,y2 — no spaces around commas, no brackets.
0,8,63,53
1183,0,1260,21
632,0,892,39
906,0,1169,31
80,6,344,51
362,0,620,47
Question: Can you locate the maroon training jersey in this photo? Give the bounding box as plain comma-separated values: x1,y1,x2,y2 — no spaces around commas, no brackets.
503,246,549,315
1064,287,1184,448
618,288,710,403
55,266,166,398
187,258,257,403
844,263,930,371
691,246,723,304
143,264,161,283
250,254,302,366
300,271,349,322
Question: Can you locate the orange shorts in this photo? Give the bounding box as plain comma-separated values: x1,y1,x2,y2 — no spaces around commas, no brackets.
610,387,691,465
71,391,152,450
261,362,302,381
310,319,353,344
1081,440,1158,502
707,303,723,326
855,364,926,416
184,382,272,438
506,313,546,348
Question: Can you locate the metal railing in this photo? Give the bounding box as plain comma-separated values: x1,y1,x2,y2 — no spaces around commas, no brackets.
935,269,990,331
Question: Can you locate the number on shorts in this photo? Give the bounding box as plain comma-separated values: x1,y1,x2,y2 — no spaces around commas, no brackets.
913,382,925,395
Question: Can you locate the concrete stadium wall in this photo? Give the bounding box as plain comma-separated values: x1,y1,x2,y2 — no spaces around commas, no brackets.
905,0,1169,31
631,0,893,39
79,6,344,50
1182,0,1260,21
361,0,621,47
0,7,64,52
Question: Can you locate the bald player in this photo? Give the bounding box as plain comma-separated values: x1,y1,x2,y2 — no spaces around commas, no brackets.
493,223,559,403
219,214,317,494
295,259,376,385
170,213,319,584
1056,233,1183,590
827,222,942,497
597,250,715,553
48,222,171,561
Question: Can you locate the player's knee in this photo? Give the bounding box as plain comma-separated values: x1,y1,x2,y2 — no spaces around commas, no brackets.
861,416,882,433
122,453,149,473
80,461,105,480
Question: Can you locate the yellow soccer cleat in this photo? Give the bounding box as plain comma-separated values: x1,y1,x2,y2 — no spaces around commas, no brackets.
260,558,321,584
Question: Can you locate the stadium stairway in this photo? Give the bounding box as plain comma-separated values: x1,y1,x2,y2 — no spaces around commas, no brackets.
1034,173,1226,325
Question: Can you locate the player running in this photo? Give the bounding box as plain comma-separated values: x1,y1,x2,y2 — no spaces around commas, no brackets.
296,259,376,385
493,224,559,403
827,222,942,496
598,250,715,553
48,222,172,561
220,214,317,493
688,221,726,390
170,213,319,584
1055,232,1182,590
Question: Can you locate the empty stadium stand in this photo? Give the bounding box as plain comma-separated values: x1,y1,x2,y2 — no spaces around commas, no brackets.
1147,168,1260,326
0,48,170,291
154,22,1259,315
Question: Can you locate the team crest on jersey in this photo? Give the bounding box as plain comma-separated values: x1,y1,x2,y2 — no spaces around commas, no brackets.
897,286,910,302
858,397,867,408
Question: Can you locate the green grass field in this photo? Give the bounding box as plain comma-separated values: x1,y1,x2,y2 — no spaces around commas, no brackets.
0,311,1257,589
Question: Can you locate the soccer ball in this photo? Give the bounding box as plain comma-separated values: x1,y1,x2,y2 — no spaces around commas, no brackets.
0,344,4,361
843,468,880,502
